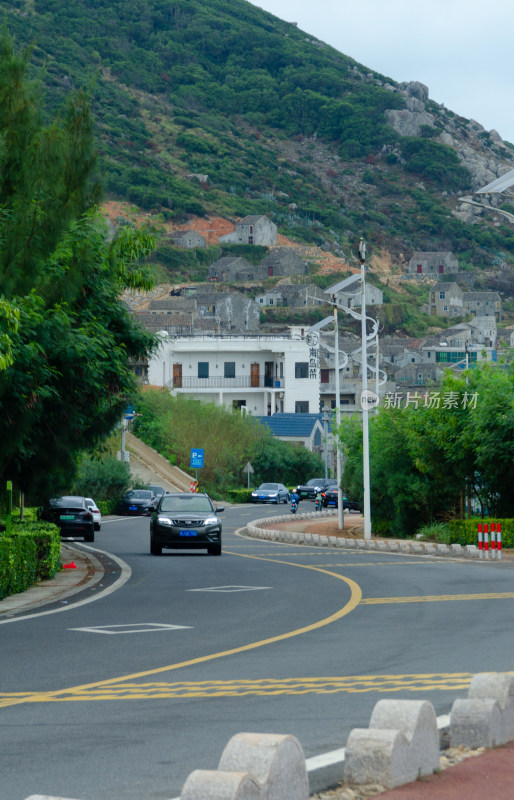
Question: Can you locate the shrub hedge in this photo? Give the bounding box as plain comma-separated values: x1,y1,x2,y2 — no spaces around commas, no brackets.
0,521,62,601
446,519,514,548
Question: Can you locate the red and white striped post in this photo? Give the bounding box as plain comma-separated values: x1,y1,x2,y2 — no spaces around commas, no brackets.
478,522,483,559
491,522,496,560
497,523,502,561
484,523,489,559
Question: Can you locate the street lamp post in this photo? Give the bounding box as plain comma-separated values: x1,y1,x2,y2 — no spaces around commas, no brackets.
359,238,372,539
333,308,344,530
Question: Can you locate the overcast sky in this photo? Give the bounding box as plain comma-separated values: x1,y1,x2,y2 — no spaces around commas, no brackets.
252,0,514,145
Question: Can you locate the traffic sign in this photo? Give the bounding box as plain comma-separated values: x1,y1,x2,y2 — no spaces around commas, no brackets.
190,448,204,469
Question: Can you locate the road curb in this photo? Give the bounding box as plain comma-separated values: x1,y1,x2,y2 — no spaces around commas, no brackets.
243,511,480,558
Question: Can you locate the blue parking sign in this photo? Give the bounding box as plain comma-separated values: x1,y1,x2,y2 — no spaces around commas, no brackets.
190,448,204,469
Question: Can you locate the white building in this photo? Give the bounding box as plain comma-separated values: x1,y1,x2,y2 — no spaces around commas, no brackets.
148,327,321,416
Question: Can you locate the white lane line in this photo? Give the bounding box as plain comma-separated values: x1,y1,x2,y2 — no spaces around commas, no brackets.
70,623,192,634
0,546,131,625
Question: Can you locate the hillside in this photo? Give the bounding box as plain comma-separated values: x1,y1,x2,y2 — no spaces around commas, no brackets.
4,0,514,274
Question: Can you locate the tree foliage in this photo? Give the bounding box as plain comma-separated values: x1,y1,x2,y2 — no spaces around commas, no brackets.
132,389,324,495
339,364,514,536
0,31,158,500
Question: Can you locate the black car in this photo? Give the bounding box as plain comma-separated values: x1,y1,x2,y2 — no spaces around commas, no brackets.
296,477,338,501
250,483,290,504
118,489,156,515
148,484,165,499
150,492,224,556
38,496,95,541
343,496,362,512
321,487,362,511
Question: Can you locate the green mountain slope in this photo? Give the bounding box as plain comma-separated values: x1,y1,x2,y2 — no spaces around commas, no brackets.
4,0,514,266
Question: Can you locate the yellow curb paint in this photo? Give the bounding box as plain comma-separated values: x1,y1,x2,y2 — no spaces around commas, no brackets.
362,592,514,604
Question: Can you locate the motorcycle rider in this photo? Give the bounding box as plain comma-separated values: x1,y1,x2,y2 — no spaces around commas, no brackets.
290,491,299,513
315,489,323,511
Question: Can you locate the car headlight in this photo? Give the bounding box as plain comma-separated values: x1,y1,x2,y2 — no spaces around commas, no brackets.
251,492,258,496
203,517,218,525
269,493,277,498
158,517,173,526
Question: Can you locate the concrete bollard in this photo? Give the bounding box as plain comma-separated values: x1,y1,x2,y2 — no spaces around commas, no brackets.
181,770,262,800
450,672,514,748
180,732,309,800
219,732,309,800
345,700,440,789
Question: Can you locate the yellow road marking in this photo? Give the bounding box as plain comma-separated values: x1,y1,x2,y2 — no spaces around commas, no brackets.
362,592,514,604
0,552,361,709
0,674,475,703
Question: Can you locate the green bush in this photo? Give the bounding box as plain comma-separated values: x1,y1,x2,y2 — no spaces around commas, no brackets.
446,519,514,548
222,488,254,504
0,522,61,599
72,457,131,503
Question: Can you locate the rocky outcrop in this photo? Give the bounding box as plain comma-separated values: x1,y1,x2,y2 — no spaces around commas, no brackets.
384,80,514,191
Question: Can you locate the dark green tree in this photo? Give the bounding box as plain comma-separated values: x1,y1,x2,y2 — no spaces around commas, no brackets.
0,31,158,499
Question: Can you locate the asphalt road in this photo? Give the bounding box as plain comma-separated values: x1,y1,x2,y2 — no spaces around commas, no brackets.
2,502,514,800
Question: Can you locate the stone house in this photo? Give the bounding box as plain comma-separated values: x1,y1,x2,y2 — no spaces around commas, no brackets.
135,292,260,334
207,257,254,282
218,215,277,246
259,248,308,278
407,251,459,276
208,248,308,282
336,283,384,309
193,291,260,332
428,282,501,320
168,230,206,249
255,284,325,307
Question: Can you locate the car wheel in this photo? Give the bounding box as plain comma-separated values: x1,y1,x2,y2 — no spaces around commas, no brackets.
283,495,288,503
150,540,162,556
209,545,222,555
84,531,94,542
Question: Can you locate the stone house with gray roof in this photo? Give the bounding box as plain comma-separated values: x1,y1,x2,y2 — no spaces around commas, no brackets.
255,283,325,307
134,291,260,334
407,251,459,276
218,215,277,246
168,230,206,249
428,282,501,320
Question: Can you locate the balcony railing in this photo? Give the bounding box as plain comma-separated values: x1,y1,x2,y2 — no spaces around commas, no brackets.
171,376,285,390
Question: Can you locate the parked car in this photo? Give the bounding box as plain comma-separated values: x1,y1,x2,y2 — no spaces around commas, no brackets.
118,489,156,516
296,477,337,501
38,496,95,541
150,492,224,556
251,483,290,504
85,497,102,530
343,496,362,512
321,486,339,508
148,485,165,499
320,487,361,511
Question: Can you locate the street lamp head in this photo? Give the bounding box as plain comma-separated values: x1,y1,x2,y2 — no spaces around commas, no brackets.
358,237,366,263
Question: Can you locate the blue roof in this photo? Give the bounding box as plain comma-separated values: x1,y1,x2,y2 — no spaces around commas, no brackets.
255,413,331,437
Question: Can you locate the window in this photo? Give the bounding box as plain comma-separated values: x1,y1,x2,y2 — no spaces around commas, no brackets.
295,401,309,413
439,265,444,273
198,362,209,378
295,362,308,379
320,369,329,384
440,292,445,299
417,265,422,273
224,362,235,378
443,306,448,311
